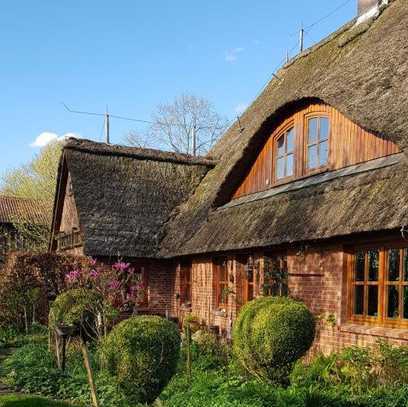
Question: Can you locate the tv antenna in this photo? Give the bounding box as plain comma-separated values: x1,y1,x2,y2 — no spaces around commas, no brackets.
62,103,153,144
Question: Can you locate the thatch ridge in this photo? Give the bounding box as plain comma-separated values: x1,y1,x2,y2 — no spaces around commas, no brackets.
64,138,217,167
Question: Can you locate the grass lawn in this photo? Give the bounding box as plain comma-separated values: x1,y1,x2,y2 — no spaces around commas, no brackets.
0,395,74,407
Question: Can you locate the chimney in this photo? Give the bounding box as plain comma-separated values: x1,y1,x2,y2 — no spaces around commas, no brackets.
357,0,388,23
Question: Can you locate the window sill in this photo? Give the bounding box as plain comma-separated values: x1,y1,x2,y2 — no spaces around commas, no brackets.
340,323,408,341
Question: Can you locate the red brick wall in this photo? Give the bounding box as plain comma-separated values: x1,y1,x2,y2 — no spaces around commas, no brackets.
172,245,408,354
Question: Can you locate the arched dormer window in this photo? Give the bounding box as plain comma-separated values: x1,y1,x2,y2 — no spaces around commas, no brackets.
232,103,400,199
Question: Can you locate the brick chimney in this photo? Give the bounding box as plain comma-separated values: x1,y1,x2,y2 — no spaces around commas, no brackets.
357,0,388,23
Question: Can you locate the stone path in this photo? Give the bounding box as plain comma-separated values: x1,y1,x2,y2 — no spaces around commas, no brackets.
0,347,16,395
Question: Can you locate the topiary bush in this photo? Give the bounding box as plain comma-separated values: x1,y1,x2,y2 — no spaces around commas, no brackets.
233,296,315,384
99,315,181,404
49,288,103,338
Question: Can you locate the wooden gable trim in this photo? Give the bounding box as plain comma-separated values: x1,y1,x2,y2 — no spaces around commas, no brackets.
49,154,68,252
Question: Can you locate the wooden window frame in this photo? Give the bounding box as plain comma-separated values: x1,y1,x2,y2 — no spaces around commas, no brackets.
348,243,408,328
304,113,330,175
273,122,296,184
263,252,288,297
236,255,256,305
213,257,229,311
179,260,192,306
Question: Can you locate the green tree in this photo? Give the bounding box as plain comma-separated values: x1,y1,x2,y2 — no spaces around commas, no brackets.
1,141,62,251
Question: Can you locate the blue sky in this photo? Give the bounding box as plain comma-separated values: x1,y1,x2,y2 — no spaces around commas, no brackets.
0,0,355,175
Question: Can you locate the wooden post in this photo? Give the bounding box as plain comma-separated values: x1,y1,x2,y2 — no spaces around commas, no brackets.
55,334,62,370
80,338,100,407
185,321,192,385
61,336,67,372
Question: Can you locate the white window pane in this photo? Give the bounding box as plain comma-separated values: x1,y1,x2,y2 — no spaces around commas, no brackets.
320,117,329,141
308,118,318,144
276,158,285,179
277,136,285,157
319,140,329,166
286,154,294,177
308,145,318,169
286,128,295,153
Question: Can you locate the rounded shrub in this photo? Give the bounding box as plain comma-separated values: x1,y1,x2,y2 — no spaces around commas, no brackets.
98,315,181,404
233,296,315,384
49,288,102,335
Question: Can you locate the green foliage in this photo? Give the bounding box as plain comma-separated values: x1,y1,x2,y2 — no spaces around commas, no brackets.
160,368,367,407
0,253,87,331
190,330,229,370
1,338,134,407
0,141,63,251
99,315,181,404
233,296,315,384
291,340,408,392
49,288,102,337
0,394,74,407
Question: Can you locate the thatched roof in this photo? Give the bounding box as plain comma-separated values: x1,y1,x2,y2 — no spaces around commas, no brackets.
54,138,215,258
0,195,49,225
159,0,408,257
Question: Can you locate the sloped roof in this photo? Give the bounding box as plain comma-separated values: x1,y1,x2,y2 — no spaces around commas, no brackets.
53,138,215,258
159,0,408,257
0,195,49,225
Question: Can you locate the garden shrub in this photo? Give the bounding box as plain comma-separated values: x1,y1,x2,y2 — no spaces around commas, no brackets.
0,252,89,330
49,288,102,337
2,337,133,407
190,329,229,370
233,296,315,384
291,340,408,392
99,315,181,404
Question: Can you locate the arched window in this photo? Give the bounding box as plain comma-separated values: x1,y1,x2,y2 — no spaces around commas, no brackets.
232,103,400,200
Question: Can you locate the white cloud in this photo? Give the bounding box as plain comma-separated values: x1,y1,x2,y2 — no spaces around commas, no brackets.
30,131,80,148
235,103,249,115
225,47,244,63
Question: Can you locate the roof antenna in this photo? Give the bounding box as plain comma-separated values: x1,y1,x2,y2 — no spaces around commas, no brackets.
299,22,305,53
104,106,110,144
62,103,155,145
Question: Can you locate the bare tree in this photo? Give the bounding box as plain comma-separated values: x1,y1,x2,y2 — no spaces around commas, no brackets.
125,94,229,156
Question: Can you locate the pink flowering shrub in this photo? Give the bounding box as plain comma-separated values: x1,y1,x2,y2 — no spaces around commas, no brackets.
65,259,146,315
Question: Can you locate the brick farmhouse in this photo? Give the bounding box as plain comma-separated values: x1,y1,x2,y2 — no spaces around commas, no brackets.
50,0,408,354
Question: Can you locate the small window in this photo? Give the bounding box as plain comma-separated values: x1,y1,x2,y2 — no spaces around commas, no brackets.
180,260,192,305
275,127,295,180
263,254,288,297
237,255,257,305
306,116,329,170
214,258,229,310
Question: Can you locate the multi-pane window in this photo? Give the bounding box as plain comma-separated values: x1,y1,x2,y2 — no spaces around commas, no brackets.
180,260,192,305
275,127,295,180
350,247,408,325
237,255,256,304
306,116,329,170
214,258,229,310
263,254,288,297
